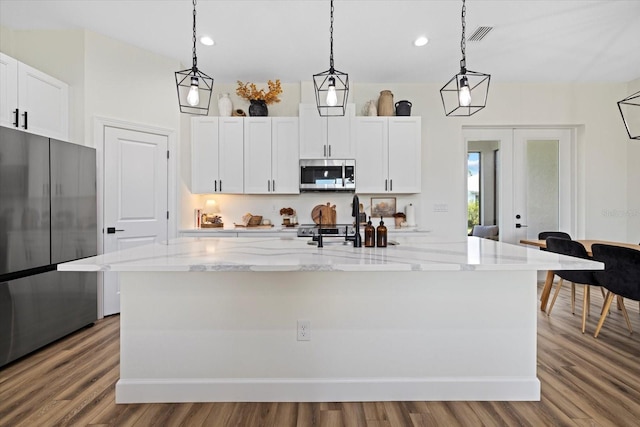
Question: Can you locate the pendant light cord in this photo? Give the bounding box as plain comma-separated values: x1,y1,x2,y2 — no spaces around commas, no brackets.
329,0,334,73
192,0,198,70
460,0,467,71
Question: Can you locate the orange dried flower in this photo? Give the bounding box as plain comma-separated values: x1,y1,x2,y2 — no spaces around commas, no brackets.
236,79,282,104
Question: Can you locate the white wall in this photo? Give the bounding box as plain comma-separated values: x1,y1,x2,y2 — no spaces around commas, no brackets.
627,78,640,243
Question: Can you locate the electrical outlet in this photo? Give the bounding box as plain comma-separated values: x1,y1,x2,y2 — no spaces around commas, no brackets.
297,320,311,341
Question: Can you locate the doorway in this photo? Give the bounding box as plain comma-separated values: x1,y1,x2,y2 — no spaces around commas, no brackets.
464,128,576,244
95,118,176,317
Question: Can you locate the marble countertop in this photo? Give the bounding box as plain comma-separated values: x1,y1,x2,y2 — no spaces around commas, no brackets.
59,236,603,273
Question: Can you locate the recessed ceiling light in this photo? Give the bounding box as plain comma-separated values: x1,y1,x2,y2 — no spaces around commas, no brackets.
200,36,214,46
414,36,429,47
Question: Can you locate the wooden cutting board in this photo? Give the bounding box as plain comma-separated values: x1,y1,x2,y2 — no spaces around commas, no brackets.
311,203,336,224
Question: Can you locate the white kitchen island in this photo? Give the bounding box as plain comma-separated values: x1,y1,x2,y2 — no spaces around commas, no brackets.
59,235,602,403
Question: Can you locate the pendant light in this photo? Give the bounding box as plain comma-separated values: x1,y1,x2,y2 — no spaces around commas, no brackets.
313,0,349,116
617,91,640,140
175,0,213,115
440,0,491,117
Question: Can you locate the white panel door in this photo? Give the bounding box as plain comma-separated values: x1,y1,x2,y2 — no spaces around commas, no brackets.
103,126,168,315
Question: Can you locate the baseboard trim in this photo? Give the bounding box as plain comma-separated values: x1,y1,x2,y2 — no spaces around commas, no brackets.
115,377,540,403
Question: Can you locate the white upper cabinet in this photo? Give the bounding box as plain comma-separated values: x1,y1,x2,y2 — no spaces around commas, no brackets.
244,117,299,194
0,53,69,141
191,117,244,194
355,116,421,194
299,104,355,159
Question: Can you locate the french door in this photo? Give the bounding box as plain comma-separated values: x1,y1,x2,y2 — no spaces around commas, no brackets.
464,128,576,244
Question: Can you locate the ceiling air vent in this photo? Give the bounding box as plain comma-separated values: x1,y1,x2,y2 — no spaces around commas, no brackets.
468,26,493,42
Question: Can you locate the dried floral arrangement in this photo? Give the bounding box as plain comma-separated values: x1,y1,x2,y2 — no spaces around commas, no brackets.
236,80,282,104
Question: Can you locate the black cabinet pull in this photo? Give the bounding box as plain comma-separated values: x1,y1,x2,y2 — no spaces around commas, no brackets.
13,109,19,127
219,180,222,192
22,111,28,129
390,179,393,191
214,180,217,192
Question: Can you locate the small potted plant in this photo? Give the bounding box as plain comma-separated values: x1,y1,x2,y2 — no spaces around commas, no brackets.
392,212,406,227
236,79,283,116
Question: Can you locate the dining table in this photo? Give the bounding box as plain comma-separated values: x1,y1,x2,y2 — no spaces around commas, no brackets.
519,238,640,311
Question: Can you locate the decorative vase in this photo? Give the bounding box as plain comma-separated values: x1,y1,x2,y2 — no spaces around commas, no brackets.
363,100,377,116
378,90,394,116
217,93,233,117
248,99,268,116
395,100,412,116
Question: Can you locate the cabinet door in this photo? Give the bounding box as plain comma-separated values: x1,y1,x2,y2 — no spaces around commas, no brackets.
271,117,300,194
0,53,18,129
327,103,355,158
388,117,421,193
17,62,69,141
218,117,244,194
355,117,389,193
191,117,219,194
244,118,272,194
299,104,327,158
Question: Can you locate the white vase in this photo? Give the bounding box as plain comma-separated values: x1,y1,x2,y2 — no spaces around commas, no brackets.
218,93,233,117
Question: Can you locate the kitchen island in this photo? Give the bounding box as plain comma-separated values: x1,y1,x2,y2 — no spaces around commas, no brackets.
59,236,602,403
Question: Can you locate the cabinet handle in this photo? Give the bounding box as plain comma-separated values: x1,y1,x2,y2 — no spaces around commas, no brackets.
385,179,388,191
22,111,28,129
272,180,275,192
390,179,393,192
13,109,19,127
219,180,222,192
268,180,270,192
324,145,327,157
214,180,217,192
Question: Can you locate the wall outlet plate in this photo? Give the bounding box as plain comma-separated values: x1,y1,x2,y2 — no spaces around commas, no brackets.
297,320,311,341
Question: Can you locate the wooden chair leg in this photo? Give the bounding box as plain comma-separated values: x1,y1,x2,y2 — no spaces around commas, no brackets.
571,282,576,314
582,285,589,334
540,270,555,311
617,296,633,334
594,292,615,338
548,278,564,316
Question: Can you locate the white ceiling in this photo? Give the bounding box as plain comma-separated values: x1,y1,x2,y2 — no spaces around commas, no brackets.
1,0,639,84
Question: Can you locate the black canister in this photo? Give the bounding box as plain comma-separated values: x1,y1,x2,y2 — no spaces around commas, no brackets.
395,100,412,116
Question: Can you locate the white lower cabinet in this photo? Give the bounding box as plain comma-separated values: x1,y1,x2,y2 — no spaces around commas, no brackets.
244,117,299,194
355,117,421,194
1,52,69,141
191,117,244,194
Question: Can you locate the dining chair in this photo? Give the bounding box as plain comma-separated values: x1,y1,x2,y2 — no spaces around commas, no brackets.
538,232,573,306
591,244,640,338
545,237,601,333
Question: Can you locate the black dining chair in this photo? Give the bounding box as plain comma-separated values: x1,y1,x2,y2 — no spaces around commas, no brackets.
546,237,601,333
538,232,573,307
591,244,640,338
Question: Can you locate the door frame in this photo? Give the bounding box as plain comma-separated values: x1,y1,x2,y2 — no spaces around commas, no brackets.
93,116,177,318
463,126,579,244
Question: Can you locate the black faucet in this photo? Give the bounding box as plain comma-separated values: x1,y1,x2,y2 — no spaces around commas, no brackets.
313,210,324,247
345,194,362,247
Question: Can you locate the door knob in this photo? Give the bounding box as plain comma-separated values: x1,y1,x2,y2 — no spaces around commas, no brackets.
515,224,528,229
106,227,125,234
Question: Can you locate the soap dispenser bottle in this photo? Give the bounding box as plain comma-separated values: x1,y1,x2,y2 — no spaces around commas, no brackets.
364,216,375,247
376,216,387,247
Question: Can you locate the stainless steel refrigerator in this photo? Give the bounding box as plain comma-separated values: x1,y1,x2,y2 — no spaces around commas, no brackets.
0,126,97,367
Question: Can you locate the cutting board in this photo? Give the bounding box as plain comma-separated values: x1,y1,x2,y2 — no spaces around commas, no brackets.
311,203,336,224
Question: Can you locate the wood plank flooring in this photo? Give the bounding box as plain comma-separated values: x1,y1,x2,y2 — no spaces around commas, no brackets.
1,281,639,426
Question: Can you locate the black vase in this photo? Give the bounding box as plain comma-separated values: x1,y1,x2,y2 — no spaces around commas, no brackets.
248,99,268,116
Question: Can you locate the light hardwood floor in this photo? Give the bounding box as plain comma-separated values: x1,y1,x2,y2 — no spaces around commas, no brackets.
1,281,639,427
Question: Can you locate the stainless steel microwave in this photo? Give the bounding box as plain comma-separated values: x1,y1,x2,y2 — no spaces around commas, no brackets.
299,159,355,192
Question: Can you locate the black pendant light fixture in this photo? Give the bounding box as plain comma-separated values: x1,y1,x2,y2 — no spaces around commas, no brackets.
175,0,213,115
313,0,349,117
440,0,491,117
617,91,640,140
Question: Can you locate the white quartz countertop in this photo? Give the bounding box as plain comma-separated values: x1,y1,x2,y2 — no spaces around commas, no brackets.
59,236,603,273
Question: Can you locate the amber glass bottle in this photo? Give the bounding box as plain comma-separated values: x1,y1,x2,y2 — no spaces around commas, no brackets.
376,216,387,247
364,216,375,247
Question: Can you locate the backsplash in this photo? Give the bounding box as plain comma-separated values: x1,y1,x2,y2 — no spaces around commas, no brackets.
188,193,421,228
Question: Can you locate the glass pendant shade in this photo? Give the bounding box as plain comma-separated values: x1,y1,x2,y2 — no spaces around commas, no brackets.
175,0,214,115
618,90,640,140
